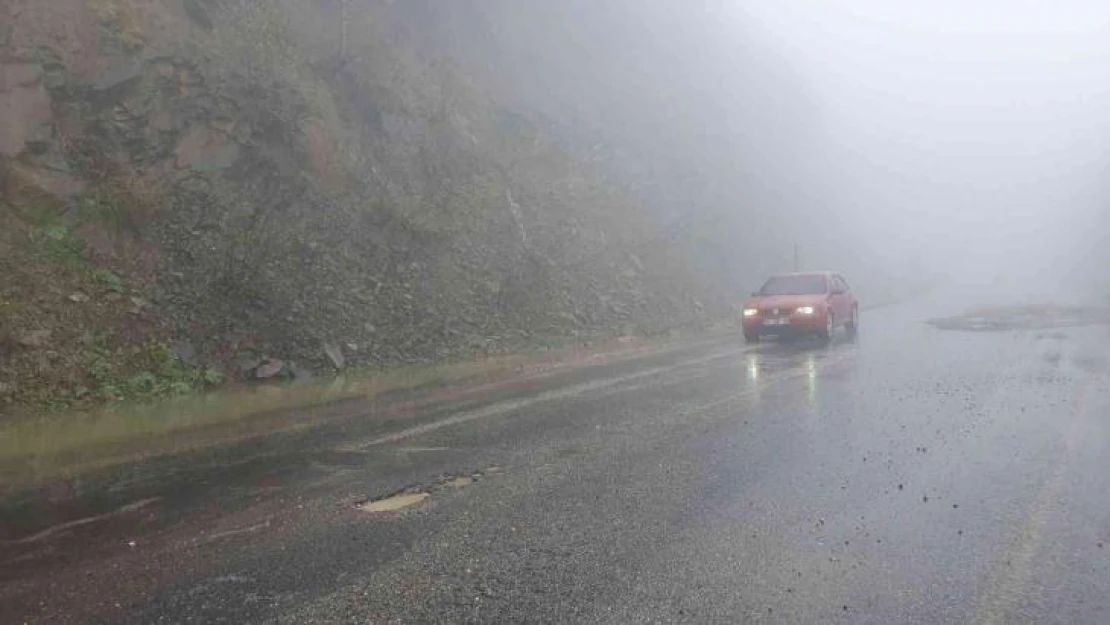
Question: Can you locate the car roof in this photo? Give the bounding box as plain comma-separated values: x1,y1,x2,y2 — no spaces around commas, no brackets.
768,271,836,278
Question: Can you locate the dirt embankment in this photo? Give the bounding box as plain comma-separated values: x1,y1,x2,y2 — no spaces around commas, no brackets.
1,0,728,418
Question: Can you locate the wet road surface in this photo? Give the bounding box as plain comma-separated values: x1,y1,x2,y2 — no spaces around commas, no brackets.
3,296,1110,623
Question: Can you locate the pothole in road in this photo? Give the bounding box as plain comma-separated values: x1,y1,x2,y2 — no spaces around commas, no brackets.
355,466,501,514
358,492,429,512
927,305,1110,333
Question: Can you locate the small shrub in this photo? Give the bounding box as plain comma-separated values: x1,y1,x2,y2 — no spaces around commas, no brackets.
44,222,68,241
32,222,86,267
88,357,115,382
149,343,185,377
126,371,157,393
167,381,193,396
99,385,123,401
92,269,124,292
202,368,226,387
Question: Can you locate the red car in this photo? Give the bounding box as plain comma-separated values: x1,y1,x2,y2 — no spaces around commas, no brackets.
742,272,859,342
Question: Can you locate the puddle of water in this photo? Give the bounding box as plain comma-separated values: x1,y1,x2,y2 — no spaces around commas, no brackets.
355,466,499,513
357,492,429,513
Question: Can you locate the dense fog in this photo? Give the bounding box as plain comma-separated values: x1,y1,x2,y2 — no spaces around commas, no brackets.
742,0,1110,293
448,0,1110,298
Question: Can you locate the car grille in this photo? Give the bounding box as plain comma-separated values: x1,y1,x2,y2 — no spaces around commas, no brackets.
762,307,792,318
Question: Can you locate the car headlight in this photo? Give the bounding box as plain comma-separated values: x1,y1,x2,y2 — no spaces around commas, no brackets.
743,308,759,317
797,306,816,315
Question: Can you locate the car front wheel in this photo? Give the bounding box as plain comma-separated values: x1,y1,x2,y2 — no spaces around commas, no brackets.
818,313,834,342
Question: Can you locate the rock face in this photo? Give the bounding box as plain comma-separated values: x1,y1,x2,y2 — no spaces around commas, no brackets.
252,359,286,380
17,330,52,349
0,63,53,159
172,341,197,365
0,0,731,412
91,56,143,92
322,343,345,370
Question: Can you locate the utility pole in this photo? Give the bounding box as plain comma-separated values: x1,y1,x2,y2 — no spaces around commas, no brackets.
340,0,350,60
793,244,799,272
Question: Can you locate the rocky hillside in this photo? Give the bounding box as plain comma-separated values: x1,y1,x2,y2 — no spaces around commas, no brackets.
0,0,732,415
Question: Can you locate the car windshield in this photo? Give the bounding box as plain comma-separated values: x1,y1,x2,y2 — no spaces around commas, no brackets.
758,275,828,296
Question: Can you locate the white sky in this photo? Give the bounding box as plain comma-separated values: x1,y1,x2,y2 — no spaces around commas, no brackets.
729,0,1110,283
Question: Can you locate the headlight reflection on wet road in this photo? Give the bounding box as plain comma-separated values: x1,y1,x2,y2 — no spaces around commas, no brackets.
743,348,823,411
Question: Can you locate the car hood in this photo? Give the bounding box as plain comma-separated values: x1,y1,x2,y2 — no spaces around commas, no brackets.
745,294,826,309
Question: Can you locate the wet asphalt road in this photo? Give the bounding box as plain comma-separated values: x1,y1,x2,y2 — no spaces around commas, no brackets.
4,296,1110,624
